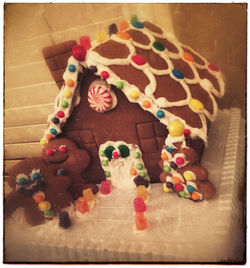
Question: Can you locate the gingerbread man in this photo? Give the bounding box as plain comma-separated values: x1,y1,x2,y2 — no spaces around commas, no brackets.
4,157,73,226
159,142,216,201
41,138,98,199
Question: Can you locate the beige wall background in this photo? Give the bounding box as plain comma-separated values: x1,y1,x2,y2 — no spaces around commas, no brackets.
4,3,247,182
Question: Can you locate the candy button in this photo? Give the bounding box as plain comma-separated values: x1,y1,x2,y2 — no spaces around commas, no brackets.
117,31,131,40
183,52,194,62
119,20,129,31
67,79,74,87
63,90,72,98
184,129,191,137
163,165,171,173
139,171,146,178
179,190,186,197
102,160,109,166
166,145,174,152
52,117,60,124
58,169,65,175
172,69,184,79
132,21,144,29
183,170,195,181
131,55,146,66
170,161,177,169
175,183,184,192
38,201,51,212
130,168,137,176
208,64,219,72
137,163,143,170
163,183,171,193
59,145,67,153
189,98,204,112
166,182,174,189
153,41,165,51
161,152,168,161
97,31,108,43
156,110,165,118
50,128,57,135
191,192,200,201
176,157,185,165
168,120,185,137
130,90,140,99
46,149,54,156
101,71,109,79
89,66,97,73
116,81,124,89
46,134,53,141
61,101,69,108
68,64,76,72
134,152,141,159
105,171,111,177
142,100,151,108
187,185,195,193
57,111,65,118
72,45,86,61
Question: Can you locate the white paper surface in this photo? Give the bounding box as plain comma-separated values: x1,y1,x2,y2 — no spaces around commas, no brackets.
4,108,245,263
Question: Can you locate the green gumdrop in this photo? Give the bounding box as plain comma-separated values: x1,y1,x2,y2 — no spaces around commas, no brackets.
105,171,111,177
104,146,115,161
131,15,138,24
118,144,130,158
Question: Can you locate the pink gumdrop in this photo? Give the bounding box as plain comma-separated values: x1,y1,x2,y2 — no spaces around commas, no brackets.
133,197,147,213
100,181,111,195
131,55,146,66
72,45,86,61
112,151,120,159
80,36,91,51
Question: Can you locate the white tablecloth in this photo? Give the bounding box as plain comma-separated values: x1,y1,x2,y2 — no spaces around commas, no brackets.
4,108,245,263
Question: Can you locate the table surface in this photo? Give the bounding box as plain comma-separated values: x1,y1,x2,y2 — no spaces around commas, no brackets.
4,108,245,263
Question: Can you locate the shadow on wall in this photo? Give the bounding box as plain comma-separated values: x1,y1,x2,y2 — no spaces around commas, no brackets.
168,3,247,114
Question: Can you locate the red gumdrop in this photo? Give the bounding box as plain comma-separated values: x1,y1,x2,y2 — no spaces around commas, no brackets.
175,183,184,192
131,55,146,66
100,181,111,195
80,36,91,51
134,197,147,213
72,45,86,61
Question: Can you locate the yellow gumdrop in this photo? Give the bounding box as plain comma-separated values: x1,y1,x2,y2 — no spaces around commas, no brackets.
168,120,185,137
38,201,51,212
97,31,108,43
183,170,196,181
189,98,204,112
83,188,95,202
130,90,140,99
163,183,171,193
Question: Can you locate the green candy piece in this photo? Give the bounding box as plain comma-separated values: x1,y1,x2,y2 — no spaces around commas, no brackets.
100,150,105,157
179,190,186,197
61,100,69,108
104,146,115,161
139,171,146,178
116,81,124,89
131,15,138,24
118,144,130,158
44,209,53,218
163,165,171,173
134,152,141,159
105,171,111,177
153,41,165,51
102,160,108,166
136,163,143,170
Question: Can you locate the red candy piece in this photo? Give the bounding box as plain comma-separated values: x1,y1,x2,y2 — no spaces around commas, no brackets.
72,45,86,61
208,64,219,72
184,129,191,137
46,149,54,156
112,151,120,159
59,145,67,153
100,181,111,195
101,71,109,79
80,36,91,51
176,157,185,165
134,197,147,213
57,111,65,118
131,55,146,66
76,197,89,213
175,183,184,192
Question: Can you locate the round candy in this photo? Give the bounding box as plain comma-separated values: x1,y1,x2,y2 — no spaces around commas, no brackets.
118,144,130,158
187,185,195,193
208,64,219,72
139,171,146,178
44,209,53,219
105,171,111,177
61,101,69,108
163,183,171,193
67,79,74,87
176,157,185,165
132,21,144,29
112,151,120,159
153,41,165,51
156,110,165,118
63,90,72,98
102,160,109,166
175,183,184,192
131,55,146,66
116,81,124,89
57,111,65,118
173,176,181,184
68,64,76,72
88,83,112,112
59,145,67,153
163,165,171,173
50,128,57,135
32,172,41,181
183,52,194,62
179,190,186,197
130,90,140,99
136,163,143,170
134,152,141,159
189,99,204,112
99,150,105,157
40,139,47,146
142,100,151,108
183,170,195,181
18,177,28,185
166,182,174,189
72,45,86,61
58,169,66,175
38,201,51,212
191,192,200,201
46,149,54,156
33,191,45,203
161,152,168,161
46,134,53,141
168,120,185,137
52,117,60,124
172,69,184,79
166,145,174,152
101,71,109,79
184,129,191,137
89,65,97,73
130,168,137,176
170,161,177,169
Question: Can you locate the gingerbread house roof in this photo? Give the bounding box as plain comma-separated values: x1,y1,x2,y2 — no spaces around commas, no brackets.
40,19,225,146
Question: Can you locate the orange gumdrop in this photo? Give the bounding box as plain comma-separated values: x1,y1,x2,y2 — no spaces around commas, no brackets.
183,52,194,62
130,168,137,176
117,31,131,40
161,152,168,161
191,192,200,201
135,213,148,231
119,20,129,31
173,176,181,184
142,100,151,108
